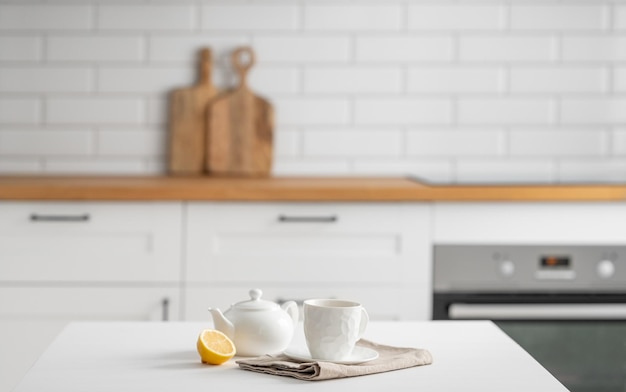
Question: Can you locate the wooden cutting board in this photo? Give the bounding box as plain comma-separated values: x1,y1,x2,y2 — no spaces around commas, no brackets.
168,48,218,175
206,47,274,177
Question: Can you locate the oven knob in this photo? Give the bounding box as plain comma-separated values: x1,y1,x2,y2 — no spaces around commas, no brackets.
597,260,615,279
499,260,515,277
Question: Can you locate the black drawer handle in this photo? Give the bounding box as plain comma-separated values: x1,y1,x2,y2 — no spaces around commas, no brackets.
278,215,338,223
30,214,90,222
162,297,170,322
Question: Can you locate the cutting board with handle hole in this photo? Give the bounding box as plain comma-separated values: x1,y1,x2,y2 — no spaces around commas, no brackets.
168,48,218,175
206,47,274,177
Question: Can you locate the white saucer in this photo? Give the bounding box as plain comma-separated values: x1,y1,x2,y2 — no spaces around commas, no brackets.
283,346,379,365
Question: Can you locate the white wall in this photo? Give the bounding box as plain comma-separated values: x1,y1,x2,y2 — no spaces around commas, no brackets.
0,0,625,183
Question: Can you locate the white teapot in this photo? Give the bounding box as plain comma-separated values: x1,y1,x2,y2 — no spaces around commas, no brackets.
208,289,299,357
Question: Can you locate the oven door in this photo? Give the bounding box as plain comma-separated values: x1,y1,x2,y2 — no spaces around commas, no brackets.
434,293,626,392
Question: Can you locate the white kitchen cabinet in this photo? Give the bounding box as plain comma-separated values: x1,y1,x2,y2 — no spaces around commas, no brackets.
433,202,626,244
184,202,432,321
0,202,182,282
0,201,184,392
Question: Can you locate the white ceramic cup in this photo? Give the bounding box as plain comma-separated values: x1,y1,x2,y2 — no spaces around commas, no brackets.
303,299,369,361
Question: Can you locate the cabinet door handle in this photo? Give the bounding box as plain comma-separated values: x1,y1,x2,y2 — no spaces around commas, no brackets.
161,297,170,322
277,215,338,223
30,214,90,222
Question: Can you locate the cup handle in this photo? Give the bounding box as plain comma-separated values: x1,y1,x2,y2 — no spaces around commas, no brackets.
357,307,369,340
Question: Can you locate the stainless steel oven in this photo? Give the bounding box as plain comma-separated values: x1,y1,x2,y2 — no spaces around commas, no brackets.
433,245,626,392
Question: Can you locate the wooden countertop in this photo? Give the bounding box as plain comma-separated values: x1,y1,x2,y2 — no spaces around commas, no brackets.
0,176,625,201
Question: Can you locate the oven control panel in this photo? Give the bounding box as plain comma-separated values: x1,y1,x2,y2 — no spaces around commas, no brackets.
434,245,626,292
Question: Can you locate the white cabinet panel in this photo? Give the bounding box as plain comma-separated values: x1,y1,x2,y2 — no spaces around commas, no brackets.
434,202,626,244
0,202,183,282
185,202,430,285
0,287,179,320
0,201,184,392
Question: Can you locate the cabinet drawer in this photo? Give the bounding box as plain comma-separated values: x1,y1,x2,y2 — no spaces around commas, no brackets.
0,202,182,282
0,286,180,321
185,203,428,284
434,202,626,244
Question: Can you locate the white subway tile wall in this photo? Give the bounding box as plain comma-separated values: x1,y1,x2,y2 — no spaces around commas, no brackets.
0,99,40,124
0,0,624,183
407,5,506,31
0,37,41,61
0,67,93,92
202,5,299,31
47,36,145,62
98,6,196,31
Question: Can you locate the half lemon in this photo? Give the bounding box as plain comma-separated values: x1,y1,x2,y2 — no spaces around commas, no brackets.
196,329,236,365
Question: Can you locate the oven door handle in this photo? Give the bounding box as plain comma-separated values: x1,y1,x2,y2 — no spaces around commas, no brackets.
449,303,626,320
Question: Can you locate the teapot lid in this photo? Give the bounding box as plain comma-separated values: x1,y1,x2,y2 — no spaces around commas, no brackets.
232,289,279,311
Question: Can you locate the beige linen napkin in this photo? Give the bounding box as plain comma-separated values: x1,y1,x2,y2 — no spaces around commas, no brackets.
236,339,433,381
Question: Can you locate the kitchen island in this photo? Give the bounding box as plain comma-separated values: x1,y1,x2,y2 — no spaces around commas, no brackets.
13,321,568,392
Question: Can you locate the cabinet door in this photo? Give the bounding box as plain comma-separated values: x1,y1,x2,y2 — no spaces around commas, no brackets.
0,287,180,392
0,202,182,282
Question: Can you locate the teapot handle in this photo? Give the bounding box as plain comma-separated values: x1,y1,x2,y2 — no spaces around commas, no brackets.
281,300,299,326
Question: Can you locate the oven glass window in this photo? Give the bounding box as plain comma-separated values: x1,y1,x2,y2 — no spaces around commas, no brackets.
496,321,626,392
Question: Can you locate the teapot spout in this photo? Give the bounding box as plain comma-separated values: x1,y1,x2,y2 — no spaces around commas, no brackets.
208,308,234,340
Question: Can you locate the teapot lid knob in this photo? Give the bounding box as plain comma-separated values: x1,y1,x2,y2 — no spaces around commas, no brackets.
233,288,277,310
249,288,262,301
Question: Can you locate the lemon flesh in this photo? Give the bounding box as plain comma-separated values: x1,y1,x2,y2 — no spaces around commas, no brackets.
196,329,236,365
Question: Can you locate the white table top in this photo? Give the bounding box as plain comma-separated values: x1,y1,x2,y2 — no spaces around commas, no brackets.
13,321,568,392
